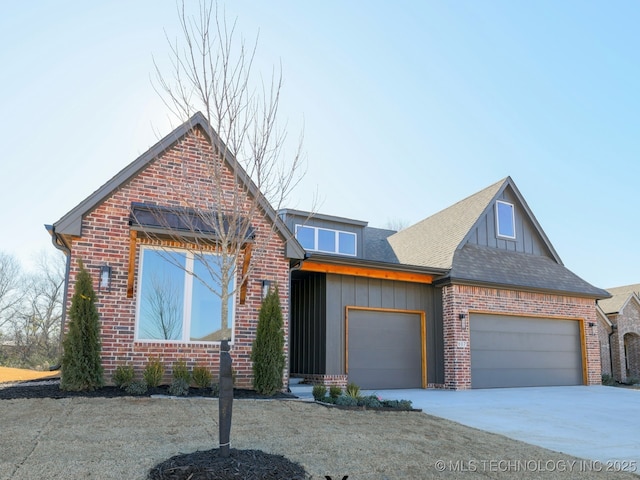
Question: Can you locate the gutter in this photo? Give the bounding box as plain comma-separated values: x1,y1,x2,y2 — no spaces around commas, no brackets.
45,224,71,371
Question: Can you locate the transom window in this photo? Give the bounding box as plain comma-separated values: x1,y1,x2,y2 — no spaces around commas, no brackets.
295,225,357,256
136,246,235,343
496,200,516,239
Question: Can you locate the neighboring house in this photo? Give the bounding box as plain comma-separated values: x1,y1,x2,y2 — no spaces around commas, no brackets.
48,113,609,390
597,284,640,383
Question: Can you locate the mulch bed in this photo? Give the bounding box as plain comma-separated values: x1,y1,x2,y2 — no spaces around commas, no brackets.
149,448,308,480
0,379,296,401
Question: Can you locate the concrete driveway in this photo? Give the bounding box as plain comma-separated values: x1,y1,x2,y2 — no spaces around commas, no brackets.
369,386,640,468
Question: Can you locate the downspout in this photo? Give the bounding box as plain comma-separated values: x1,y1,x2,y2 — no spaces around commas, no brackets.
608,324,618,381
45,224,71,371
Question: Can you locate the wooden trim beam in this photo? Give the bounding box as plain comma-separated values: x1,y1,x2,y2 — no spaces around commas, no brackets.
127,230,137,298
239,242,253,305
301,261,433,284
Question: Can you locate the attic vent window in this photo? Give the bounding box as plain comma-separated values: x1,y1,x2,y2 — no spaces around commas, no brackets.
295,225,357,256
496,200,516,239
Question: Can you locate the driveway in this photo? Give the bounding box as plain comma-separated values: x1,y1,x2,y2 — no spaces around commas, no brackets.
368,386,640,469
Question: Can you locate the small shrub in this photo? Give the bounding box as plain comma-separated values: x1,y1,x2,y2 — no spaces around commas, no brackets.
359,395,382,408
210,382,220,397
329,385,342,399
112,364,135,389
143,358,164,388
398,399,413,410
601,374,616,386
172,359,191,383
627,377,640,386
335,394,358,407
312,384,327,402
168,378,190,396
345,382,361,399
125,379,148,395
323,396,336,404
192,365,213,389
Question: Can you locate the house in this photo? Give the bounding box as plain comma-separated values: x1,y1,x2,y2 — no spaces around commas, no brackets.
597,284,640,383
47,112,304,388
283,178,609,389
48,113,609,390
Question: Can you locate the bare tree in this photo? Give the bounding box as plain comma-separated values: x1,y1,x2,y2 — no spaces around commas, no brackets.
0,252,23,335
142,273,182,340
142,0,305,337
9,251,64,368
143,1,306,458
385,218,409,232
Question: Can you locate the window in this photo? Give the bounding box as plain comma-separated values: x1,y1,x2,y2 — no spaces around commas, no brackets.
295,225,357,256
496,200,516,239
136,247,235,343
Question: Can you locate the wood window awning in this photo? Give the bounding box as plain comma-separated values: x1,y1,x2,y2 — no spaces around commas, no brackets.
126,203,255,300
300,260,434,284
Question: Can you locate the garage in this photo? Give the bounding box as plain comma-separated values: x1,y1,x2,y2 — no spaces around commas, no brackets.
347,308,424,389
470,314,585,388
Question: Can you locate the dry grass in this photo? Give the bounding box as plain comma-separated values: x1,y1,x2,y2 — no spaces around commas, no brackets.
0,366,60,383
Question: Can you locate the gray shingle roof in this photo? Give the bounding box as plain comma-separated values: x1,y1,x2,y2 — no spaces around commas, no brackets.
448,244,610,298
599,284,640,314
362,226,398,263
387,178,505,269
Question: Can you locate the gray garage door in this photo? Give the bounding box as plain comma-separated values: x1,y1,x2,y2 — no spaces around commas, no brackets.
347,309,423,389
470,314,584,388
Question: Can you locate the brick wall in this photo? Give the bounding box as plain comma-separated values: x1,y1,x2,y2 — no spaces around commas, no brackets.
442,284,602,389
64,126,291,388
597,312,613,377
609,298,640,383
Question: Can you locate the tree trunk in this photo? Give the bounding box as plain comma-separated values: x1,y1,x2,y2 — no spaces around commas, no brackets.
218,339,233,457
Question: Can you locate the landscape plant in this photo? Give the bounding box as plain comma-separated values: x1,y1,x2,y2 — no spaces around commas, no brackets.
112,364,135,388
329,385,342,399
172,358,191,383
312,384,327,402
192,365,213,389
345,382,361,399
143,357,164,388
60,260,103,391
251,286,285,395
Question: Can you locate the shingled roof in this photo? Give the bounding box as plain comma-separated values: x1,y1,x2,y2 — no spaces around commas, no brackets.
599,284,640,314
387,178,505,269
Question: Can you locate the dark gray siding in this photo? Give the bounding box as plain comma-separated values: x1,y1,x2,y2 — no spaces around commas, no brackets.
290,272,326,375
325,274,444,385
465,186,552,257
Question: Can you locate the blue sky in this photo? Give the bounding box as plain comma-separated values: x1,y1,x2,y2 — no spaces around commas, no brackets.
1,1,638,289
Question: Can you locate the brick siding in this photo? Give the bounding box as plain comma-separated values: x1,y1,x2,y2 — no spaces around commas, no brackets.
64,127,290,388
607,298,640,383
442,284,602,389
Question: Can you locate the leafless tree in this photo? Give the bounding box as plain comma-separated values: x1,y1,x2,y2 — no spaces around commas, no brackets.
0,252,23,335
385,218,409,232
8,252,64,368
142,273,182,340
141,0,306,340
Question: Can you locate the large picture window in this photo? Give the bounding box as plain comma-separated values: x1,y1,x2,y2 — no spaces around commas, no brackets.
295,225,357,256
136,247,235,343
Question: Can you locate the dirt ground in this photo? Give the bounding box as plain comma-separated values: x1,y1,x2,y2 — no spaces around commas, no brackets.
1,396,638,480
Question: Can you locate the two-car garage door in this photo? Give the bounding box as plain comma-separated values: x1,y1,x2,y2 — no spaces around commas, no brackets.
470,314,584,388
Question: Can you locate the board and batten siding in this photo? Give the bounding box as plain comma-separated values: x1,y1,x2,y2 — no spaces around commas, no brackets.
465,188,553,257
325,274,444,385
290,272,326,375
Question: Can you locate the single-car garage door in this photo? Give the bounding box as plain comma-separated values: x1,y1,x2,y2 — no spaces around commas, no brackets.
347,308,424,389
470,314,584,388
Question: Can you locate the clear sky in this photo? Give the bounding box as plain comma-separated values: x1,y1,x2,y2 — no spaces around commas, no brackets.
1,1,638,289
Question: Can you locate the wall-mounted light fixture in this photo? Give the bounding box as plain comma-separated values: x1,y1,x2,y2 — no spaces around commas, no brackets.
99,265,112,292
459,313,467,329
588,322,596,328
261,280,272,300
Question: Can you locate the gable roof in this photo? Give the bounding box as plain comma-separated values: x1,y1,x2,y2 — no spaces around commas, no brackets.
49,112,304,259
599,284,640,314
388,176,561,269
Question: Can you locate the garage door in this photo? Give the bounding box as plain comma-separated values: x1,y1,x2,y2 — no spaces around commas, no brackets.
347,309,424,389
470,314,584,388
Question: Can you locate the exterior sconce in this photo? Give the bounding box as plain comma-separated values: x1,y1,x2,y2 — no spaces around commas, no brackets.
261,280,272,299
99,265,112,292
588,322,596,328
459,313,467,329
